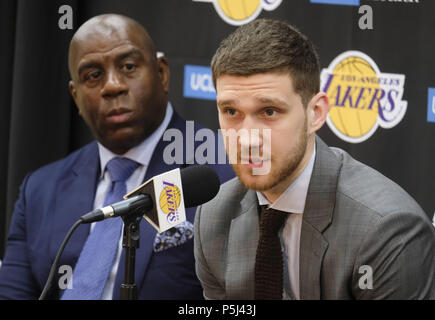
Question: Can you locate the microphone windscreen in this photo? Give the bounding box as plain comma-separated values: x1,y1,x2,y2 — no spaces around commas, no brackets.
180,165,220,208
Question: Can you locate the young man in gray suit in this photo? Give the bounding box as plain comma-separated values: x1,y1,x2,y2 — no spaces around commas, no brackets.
194,19,435,300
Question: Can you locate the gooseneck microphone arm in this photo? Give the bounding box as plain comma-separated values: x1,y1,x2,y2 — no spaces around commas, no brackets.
80,194,152,224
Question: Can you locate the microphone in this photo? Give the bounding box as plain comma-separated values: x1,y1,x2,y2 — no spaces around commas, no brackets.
80,194,152,224
80,165,221,232
176,164,221,207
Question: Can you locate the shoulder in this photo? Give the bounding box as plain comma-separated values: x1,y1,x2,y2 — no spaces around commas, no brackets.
24,142,98,189
330,146,427,220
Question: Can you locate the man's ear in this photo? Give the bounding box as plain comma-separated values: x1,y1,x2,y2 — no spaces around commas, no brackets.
69,80,81,115
306,92,330,135
157,56,170,94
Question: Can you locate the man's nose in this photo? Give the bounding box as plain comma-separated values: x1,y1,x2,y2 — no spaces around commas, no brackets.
240,117,264,144
101,70,128,98
239,117,265,152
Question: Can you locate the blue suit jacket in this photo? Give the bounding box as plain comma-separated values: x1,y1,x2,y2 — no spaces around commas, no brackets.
0,112,234,299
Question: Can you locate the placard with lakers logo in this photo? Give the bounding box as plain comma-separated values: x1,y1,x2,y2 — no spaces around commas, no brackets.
159,181,182,221
321,51,407,143
124,168,186,233
193,0,282,26
153,169,186,232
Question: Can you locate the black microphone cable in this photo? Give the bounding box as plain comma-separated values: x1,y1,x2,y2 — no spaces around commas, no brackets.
39,219,83,300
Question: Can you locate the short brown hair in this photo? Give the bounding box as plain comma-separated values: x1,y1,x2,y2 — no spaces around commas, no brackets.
211,19,320,107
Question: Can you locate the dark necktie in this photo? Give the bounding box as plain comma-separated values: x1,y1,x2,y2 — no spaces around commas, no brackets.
255,206,288,300
62,157,140,300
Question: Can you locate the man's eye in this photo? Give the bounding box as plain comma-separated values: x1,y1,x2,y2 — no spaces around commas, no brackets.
86,71,102,81
122,63,136,72
225,108,237,116
264,109,276,116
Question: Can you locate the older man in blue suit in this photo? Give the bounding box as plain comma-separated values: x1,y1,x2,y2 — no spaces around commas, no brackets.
0,14,233,300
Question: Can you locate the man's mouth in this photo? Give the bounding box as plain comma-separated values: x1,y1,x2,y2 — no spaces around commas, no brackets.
241,157,266,168
106,108,133,124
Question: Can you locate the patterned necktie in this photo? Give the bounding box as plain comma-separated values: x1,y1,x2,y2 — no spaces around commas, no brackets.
62,157,140,300
255,206,289,300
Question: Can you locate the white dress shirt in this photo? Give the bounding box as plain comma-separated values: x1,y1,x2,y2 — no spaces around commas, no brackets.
256,146,316,300
92,103,173,300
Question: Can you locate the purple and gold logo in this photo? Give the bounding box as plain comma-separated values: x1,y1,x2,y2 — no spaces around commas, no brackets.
159,181,182,223
193,0,282,26
321,51,407,143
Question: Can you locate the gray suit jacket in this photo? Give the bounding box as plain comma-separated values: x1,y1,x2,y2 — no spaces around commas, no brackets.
194,136,435,299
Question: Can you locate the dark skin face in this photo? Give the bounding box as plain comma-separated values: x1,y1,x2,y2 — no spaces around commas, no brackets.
68,15,169,154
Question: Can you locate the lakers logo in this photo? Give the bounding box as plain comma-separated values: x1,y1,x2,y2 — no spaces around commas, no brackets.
193,0,282,25
159,181,182,222
321,51,407,143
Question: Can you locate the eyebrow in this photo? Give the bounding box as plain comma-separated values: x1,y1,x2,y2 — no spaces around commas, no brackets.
217,99,238,108
256,97,289,108
217,97,290,109
115,48,144,62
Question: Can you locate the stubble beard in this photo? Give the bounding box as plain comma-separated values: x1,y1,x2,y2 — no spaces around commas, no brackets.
232,120,309,192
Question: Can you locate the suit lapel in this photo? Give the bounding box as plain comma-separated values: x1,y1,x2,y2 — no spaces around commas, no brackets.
299,220,328,299
50,142,99,268
299,136,342,299
226,189,259,299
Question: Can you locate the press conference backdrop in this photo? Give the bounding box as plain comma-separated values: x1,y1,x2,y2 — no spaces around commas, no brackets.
0,0,434,257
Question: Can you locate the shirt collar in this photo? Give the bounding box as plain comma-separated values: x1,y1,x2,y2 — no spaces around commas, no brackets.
256,143,316,214
97,102,174,178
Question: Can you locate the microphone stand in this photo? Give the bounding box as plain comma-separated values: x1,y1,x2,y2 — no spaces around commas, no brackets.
120,209,143,300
